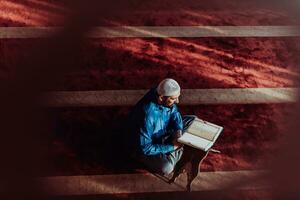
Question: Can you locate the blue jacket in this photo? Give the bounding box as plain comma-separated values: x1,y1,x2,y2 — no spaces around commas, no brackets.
128,88,183,156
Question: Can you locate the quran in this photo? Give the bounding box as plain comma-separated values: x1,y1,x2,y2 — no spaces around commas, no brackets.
178,117,223,151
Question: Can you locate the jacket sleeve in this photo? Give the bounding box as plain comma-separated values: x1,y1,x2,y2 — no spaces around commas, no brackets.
169,106,183,131
139,112,174,156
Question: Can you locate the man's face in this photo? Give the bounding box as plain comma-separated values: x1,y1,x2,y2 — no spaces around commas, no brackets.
161,95,180,108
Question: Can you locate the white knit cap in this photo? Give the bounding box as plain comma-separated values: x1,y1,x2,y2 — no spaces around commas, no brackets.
157,78,181,96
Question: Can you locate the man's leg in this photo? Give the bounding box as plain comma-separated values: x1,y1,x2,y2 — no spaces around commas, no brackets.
139,153,173,175
139,148,183,175
138,116,196,175
165,147,183,172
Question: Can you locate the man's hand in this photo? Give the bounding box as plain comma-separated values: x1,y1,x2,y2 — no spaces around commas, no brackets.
173,142,183,150
172,138,183,150
172,130,183,150
173,130,182,139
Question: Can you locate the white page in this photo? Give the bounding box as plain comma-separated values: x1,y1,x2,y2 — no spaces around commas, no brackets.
188,120,220,141
178,132,212,151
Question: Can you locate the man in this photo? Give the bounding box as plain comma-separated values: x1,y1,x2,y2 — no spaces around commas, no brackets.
128,78,185,175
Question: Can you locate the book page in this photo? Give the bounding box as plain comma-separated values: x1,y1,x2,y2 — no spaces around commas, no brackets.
178,132,211,151
186,119,220,141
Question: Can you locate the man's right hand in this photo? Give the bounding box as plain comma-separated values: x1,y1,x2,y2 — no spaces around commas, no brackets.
173,139,183,150
171,130,183,150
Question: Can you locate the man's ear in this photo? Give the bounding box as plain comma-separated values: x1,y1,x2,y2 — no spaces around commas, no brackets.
158,95,164,102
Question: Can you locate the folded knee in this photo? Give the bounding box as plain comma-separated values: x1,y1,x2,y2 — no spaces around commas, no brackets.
161,163,174,175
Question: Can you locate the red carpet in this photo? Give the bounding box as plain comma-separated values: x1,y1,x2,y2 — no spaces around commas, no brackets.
1,38,299,90
0,0,296,26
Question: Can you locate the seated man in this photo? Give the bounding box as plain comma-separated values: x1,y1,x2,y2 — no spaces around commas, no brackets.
128,78,185,175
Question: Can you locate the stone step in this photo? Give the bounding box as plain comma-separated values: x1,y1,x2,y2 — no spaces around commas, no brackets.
43,88,298,107
0,26,299,38
38,170,269,195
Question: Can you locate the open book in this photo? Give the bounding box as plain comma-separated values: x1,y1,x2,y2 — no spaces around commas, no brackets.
178,117,223,151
